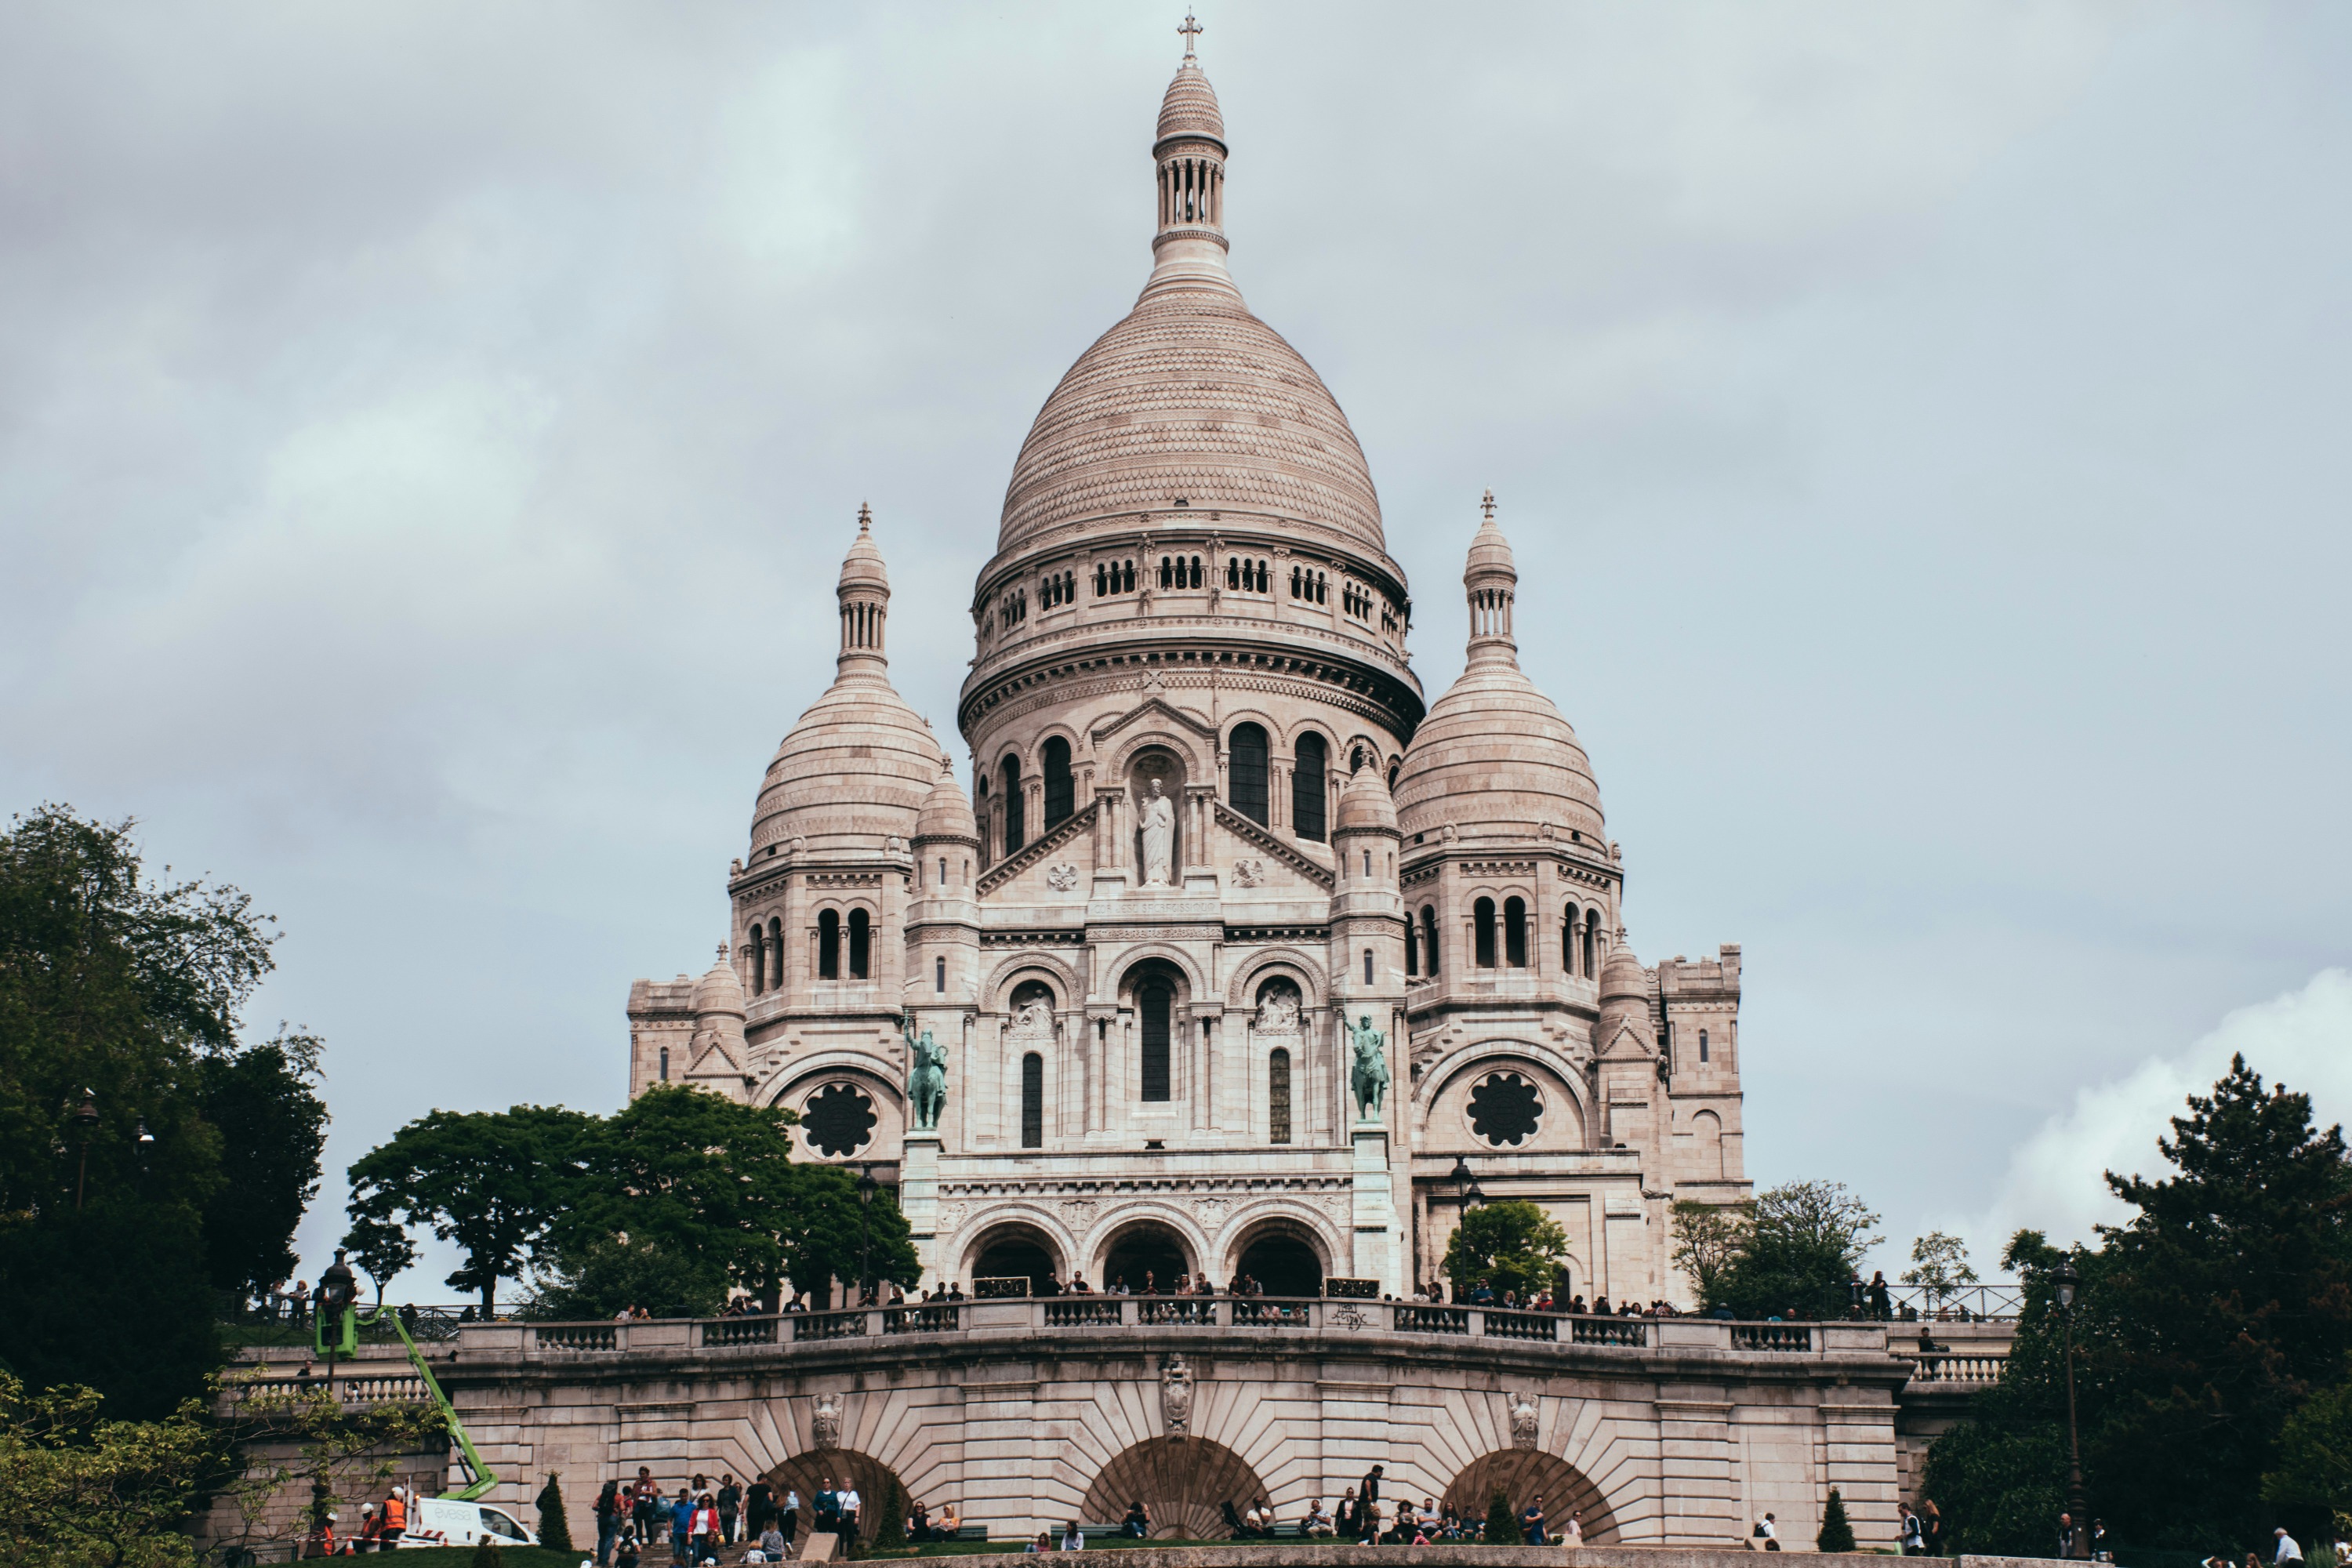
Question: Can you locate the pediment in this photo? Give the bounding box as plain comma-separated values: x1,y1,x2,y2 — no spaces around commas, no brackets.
1089,695,1217,746
1596,1018,1656,1062
1213,801,1334,891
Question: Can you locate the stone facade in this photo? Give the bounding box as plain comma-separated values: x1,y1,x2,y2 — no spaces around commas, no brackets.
626,33,1751,1308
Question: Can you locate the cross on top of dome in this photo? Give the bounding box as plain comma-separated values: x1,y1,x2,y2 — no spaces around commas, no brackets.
1178,8,1202,59
1481,488,1497,521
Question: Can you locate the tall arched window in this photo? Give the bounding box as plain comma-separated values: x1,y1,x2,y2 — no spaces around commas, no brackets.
1474,898,1497,968
1563,906,1580,976
1504,897,1528,967
1139,979,1173,1102
1021,1053,1044,1148
1582,918,1597,978
1699,1028,1710,1064
1269,1047,1292,1145
1406,917,1420,977
848,909,871,979
818,909,840,979
1042,736,1074,829
1229,722,1270,825
935,956,946,994
768,917,783,989
1363,947,1375,984
1421,906,1440,975
659,1044,669,1081
746,927,765,996
1000,755,1024,853
1293,733,1328,841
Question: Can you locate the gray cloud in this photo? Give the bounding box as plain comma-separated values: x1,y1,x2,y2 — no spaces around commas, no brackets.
3,2,2346,1296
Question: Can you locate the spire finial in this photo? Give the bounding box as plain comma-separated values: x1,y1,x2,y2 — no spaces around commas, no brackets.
1178,7,1202,59
716,940,730,963
1480,488,1497,521
857,501,872,533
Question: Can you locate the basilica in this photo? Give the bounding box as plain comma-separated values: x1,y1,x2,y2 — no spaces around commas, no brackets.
626,31,1751,1307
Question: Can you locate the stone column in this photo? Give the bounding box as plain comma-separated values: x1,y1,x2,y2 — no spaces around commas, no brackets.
901,1132,942,1287
1350,1125,1399,1294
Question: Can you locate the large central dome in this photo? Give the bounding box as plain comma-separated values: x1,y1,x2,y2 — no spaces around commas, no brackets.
993,45,1385,558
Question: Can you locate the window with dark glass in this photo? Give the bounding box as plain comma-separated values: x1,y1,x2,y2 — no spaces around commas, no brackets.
1269,1047,1292,1144
1474,897,1497,968
1139,980,1172,1102
1699,1028,1710,1063
1043,736,1074,829
1504,897,1528,967
1229,723,1269,825
1021,1053,1044,1147
1000,755,1023,852
1363,948,1374,984
1421,906,1440,975
1563,906,1579,975
818,909,840,978
1293,732,1327,841
848,908,871,979
935,956,946,994
1406,919,1419,977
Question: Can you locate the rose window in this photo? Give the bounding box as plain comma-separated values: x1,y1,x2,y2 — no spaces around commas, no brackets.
802,1083,877,1158
1466,1073,1543,1147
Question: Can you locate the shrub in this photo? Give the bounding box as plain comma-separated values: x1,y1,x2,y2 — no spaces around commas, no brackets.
536,1472,572,1552
1817,1487,1856,1553
471,1540,503,1568
1485,1486,1518,1544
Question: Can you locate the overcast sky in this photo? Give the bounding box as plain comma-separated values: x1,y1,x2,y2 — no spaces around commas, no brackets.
5,2,2348,1301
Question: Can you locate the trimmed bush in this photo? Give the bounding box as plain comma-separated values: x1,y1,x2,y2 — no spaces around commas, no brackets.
1485,1486,1518,1544
1817,1487,1857,1554
535,1473,572,1553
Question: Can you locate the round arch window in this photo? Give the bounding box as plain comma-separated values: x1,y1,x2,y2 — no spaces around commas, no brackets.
1466,1072,1544,1148
802,1082,877,1158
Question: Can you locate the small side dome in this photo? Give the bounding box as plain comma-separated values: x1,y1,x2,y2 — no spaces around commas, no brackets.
1156,58,1225,148
914,760,980,844
1465,492,1516,581
692,943,747,1020
838,503,888,593
1334,763,1399,835
1599,941,1646,1005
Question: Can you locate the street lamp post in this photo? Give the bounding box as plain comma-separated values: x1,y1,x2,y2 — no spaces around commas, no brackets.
71,1089,100,1210
855,1166,879,1306
2055,1257,2090,1559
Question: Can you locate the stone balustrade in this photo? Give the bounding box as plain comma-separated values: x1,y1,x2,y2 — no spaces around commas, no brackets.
459,1299,1907,1362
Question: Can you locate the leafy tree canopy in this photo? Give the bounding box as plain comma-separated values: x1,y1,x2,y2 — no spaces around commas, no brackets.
0,806,325,1413
1443,1200,1570,1300
1901,1230,1978,1306
1700,1179,1881,1321
344,1105,596,1313
0,1371,223,1568
1925,1056,2352,1554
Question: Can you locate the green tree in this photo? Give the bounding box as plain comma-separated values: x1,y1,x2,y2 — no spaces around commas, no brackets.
536,1472,573,1552
1483,1486,1517,1544
526,1237,727,1322
1442,1200,1570,1301
344,1105,595,1315
1816,1486,1855,1553
212,1380,448,1563
554,1087,916,1307
1671,1200,1751,1304
1900,1229,1978,1312
868,1475,908,1553
0,807,321,1411
1926,1057,2352,1553
196,1032,329,1300
0,1371,222,1568
1708,1179,1881,1320
2266,1377,2352,1519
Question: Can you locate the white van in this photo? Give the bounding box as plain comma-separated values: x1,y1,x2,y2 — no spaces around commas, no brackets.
402,1497,539,1548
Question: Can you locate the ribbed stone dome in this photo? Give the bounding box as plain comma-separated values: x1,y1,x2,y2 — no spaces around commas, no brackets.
1156,57,1225,147
1335,762,1399,835
996,291,1386,554
914,760,980,843
751,673,942,857
692,946,747,1018
1395,661,1605,844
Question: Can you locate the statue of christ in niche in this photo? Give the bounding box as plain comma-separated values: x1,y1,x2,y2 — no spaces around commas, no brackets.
1138,778,1176,887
